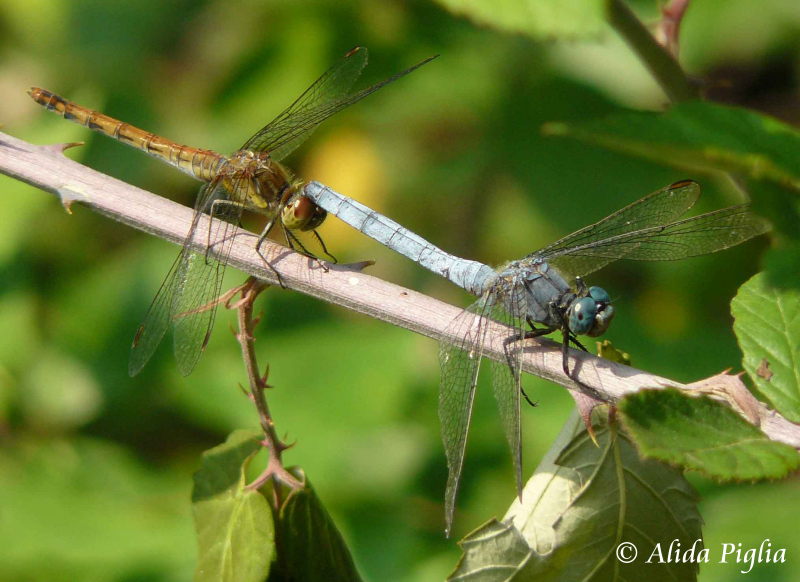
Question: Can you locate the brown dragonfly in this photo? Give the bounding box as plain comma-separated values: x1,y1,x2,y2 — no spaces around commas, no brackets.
30,47,435,377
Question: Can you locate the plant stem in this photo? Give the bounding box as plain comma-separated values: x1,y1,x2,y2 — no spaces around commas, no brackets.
2,131,798,448
232,278,303,497
605,0,698,103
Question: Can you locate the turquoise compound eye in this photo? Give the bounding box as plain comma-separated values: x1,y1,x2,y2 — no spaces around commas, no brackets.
589,286,610,306
568,297,597,335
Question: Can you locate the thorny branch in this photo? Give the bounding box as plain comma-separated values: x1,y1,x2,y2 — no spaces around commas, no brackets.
1,131,799,449
229,278,303,497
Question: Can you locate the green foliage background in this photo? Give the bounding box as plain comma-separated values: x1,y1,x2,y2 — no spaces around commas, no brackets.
1,0,798,580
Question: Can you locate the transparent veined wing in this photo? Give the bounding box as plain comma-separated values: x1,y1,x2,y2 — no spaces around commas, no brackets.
171,178,247,376
129,251,183,376
487,279,530,506
542,203,768,280
129,175,247,377
532,180,701,280
439,294,493,536
242,47,436,162
242,47,368,160
438,278,529,535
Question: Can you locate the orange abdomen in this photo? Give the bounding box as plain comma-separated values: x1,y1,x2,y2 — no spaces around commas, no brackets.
28,87,222,182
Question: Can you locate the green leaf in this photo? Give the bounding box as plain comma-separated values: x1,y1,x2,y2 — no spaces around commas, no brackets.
450,519,534,581
596,339,631,365
431,0,607,41
193,430,275,582
732,273,800,421
618,389,800,479
279,470,363,582
450,411,703,581
543,100,800,190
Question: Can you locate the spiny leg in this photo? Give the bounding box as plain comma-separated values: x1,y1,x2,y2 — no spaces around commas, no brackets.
254,217,288,289
529,306,602,398
501,331,538,408
283,227,330,274
531,307,587,383
558,325,603,399
559,330,571,378
568,333,588,352
312,230,337,264
522,317,560,378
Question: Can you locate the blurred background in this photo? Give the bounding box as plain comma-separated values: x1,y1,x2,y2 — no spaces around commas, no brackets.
1,0,798,580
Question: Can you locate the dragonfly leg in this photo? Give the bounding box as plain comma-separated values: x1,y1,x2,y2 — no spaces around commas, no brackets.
568,334,588,352
255,217,276,253
312,230,338,264
537,303,583,380
560,334,572,378
522,319,558,341
252,218,289,288
283,228,330,273
501,331,538,408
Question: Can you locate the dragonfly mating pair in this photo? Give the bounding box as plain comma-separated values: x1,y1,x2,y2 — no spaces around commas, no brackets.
303,179,769,535
30,47,436,376
31,48,769,535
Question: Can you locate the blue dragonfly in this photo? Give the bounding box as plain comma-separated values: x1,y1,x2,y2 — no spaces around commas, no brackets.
304,179,769,535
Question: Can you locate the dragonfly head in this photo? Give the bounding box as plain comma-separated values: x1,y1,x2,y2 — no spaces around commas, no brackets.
281,194,328,232
586,286,614,337
567,286,615,337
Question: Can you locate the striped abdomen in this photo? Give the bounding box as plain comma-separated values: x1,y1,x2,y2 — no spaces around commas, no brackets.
28,87,222,182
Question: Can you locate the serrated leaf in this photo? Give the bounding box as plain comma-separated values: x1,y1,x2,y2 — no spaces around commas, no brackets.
547,422,703,581
618,388,800,480
686,371,761,426
450,519,534,581
192,430,275,582
450,411,703,581
432,0,607,41
543,100,800,190
732,273,800,421
503,410,587,553
279,470,363,582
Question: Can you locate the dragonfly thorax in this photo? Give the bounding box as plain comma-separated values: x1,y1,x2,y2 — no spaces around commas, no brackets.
222,151,326,232
494,259,573,326
221,150,290,212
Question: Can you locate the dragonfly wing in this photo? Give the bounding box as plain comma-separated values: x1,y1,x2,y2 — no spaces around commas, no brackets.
535,180,701,279
439,294,493,536
242,47,368,159
170,253,225,376
487,289,526,501
541,203,768,282
128,179,228,376
553,204,769,263
242,47,435,162
171,178,246,376
128,251,183,376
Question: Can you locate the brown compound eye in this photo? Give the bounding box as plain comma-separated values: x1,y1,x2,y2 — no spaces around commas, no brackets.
281,196,327,231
